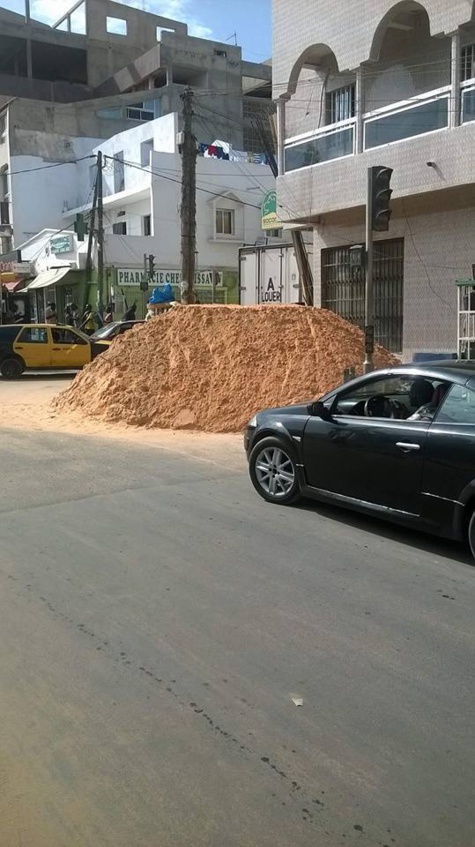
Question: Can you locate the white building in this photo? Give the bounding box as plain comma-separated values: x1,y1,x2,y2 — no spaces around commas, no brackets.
64,113,278,312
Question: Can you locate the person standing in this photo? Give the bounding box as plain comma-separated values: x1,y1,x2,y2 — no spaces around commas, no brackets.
80,304,96,335
64,305,74,326
45,302,57,324
123,302,137,321
104,302,114,324
70,303,80,327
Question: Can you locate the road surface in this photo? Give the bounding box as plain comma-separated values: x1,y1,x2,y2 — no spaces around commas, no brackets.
0,426,473,847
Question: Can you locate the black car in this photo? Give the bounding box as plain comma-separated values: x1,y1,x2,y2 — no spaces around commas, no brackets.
91,320,145,342
245,362,475,557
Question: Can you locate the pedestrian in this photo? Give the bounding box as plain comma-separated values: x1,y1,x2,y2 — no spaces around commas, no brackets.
104,302,114,324
70,303,80,327
45,301,57,324
80,304,96,335
123,302,137,321
64,304,74,326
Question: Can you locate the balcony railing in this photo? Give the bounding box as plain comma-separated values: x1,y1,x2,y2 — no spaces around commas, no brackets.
462,79,475,124
283,81,473,173
284,118,355,173
363,86,450,150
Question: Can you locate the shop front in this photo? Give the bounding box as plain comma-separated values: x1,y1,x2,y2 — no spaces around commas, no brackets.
113,266,238,316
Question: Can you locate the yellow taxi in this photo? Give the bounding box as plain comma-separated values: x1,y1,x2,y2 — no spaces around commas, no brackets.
0,323,110,378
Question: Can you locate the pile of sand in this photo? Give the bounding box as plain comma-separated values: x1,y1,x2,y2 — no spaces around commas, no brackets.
54,305,398,432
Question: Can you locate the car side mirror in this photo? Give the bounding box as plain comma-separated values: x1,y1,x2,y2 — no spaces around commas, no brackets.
308,400,334,422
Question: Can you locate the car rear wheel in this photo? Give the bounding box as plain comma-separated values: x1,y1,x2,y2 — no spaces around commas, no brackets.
0,356,24,379
467,509,475,559
249,437,301,505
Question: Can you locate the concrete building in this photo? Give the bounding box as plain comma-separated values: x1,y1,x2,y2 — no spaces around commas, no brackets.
13,113,276,320
273,0,475,359
0,0,274,253
0,0,273,253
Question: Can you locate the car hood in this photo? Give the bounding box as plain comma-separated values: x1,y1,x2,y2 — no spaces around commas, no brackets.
259,401,312,418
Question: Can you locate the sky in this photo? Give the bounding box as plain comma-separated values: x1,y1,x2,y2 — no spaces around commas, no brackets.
2,0,272,60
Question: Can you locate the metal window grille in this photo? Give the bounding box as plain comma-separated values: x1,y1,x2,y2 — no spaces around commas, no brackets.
326,84,356,124
321,238,404,353
461,44,475,82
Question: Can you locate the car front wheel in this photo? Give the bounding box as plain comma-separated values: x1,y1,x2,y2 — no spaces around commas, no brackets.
0,356,25,379
249,436,301,505
467,509,475,559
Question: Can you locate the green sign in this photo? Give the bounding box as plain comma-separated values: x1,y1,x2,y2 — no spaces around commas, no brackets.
261,190,281,231
51,235,73,254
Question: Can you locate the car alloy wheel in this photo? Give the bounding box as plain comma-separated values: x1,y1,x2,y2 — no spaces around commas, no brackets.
249,437,301,505
467,510,475,559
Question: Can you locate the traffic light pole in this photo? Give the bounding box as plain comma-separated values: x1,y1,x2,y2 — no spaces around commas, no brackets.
364,167,375,374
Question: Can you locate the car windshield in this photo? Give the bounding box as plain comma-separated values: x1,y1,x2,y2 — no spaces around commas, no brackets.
93,322,120,339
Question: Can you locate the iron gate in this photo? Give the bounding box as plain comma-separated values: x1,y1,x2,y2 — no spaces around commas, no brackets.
321,238,404,353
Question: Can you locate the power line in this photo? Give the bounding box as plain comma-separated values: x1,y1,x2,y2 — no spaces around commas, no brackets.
104,154,266,211
8,156,95,177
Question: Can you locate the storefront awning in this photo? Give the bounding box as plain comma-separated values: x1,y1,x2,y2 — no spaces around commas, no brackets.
1,280,25,292
27,267,71,290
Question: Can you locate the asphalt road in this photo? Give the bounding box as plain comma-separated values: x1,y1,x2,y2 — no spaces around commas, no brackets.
0,427,473,847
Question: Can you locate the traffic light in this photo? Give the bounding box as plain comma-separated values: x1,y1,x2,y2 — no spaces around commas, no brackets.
148,254,155,278
73,213,88,242
370,166,393,232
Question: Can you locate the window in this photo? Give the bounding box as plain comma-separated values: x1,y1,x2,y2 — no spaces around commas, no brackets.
0,167,8,200
461,44,475,82
112,221,127,235
106,16,127,35
114,153,125,193
214,49,227,58
333,375,448,420
326,84,355,124
216,209,235,236
266,228,282,238
18,327,47,344
51,328,86,345
140,138,153,167
143,214,151,236
321,238,403,353
436,383,475,424
126,104,154,122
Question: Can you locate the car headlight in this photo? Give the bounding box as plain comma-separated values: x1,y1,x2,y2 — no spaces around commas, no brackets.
247,414,258,428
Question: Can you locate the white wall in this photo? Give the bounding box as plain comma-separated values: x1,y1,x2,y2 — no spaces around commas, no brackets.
101,148,276,273
10,136,101,246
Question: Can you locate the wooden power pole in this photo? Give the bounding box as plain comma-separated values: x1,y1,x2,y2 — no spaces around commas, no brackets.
96,150,105,316
180,87,197,304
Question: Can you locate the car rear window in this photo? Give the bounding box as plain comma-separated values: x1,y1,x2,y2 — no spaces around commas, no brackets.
0,326,20,346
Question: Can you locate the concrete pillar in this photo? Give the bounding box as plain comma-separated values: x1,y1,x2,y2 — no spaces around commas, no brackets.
277,97,286,175
355,67,364,153
450,30,461,128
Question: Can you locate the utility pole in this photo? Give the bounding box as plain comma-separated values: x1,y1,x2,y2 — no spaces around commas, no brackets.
97,150,105,316
180,87,197,305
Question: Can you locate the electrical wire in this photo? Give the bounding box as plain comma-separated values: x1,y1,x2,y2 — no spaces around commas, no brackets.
7,156,95,177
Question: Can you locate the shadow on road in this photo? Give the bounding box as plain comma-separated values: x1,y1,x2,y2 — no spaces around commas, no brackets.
294,498,474,567
0,372,77,382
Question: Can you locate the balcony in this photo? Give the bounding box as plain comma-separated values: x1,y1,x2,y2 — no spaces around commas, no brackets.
363,87,450,150
284,118,355,172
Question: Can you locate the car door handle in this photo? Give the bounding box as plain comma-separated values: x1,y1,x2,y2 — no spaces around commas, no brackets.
52,347,62,351
396,442,421,453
